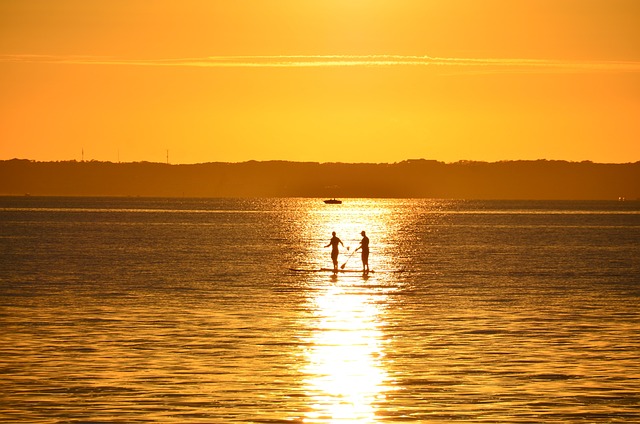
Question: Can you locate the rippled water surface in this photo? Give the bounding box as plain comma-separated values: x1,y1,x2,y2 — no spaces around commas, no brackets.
1,197,639,422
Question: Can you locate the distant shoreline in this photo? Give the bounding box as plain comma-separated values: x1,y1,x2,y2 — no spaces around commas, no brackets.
4,158,637,166
2,159,639,200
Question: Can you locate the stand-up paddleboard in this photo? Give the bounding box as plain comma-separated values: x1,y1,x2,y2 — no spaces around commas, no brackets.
289,268,406,274
320,268,374,274
288,267,372,273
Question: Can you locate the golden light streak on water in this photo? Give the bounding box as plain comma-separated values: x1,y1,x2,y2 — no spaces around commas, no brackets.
292,198,408,273
302,284,393,422
295,200,403,422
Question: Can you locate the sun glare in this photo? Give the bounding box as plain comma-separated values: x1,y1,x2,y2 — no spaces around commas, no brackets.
298,199,401,270
302,285,391,421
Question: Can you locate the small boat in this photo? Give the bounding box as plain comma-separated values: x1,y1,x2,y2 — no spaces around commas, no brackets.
324,198,342,204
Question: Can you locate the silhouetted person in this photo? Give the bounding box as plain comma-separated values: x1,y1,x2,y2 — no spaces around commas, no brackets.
325,231,344,273
355,230,370,273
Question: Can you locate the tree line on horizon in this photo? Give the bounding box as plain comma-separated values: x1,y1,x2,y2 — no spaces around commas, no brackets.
1,158,638,200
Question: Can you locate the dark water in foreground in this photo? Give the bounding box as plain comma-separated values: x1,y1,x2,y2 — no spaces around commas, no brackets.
1,197,639,423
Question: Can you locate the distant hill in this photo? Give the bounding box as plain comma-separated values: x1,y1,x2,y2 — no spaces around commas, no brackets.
1,159,638,200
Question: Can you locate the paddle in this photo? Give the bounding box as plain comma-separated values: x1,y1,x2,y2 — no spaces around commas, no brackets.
341,247,357,269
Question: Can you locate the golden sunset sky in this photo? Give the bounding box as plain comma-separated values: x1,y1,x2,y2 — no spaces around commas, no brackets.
1,0,639,164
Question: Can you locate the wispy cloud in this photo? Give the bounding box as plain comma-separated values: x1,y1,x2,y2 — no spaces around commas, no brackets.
2,54,640,73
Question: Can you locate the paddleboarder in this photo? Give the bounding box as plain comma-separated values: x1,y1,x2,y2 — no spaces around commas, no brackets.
355,230,370,273
325,231,345,273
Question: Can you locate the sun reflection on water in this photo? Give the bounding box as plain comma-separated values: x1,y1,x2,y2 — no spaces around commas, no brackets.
290,199,405,422
292,198,407,272
302,284,392,422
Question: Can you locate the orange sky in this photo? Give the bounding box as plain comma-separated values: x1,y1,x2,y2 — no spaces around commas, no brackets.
1,0,639,164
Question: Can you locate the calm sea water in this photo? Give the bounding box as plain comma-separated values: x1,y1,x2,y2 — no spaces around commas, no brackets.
1,197,639,423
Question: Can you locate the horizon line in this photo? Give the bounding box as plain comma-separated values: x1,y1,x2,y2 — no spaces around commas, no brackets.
3,158,638,166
